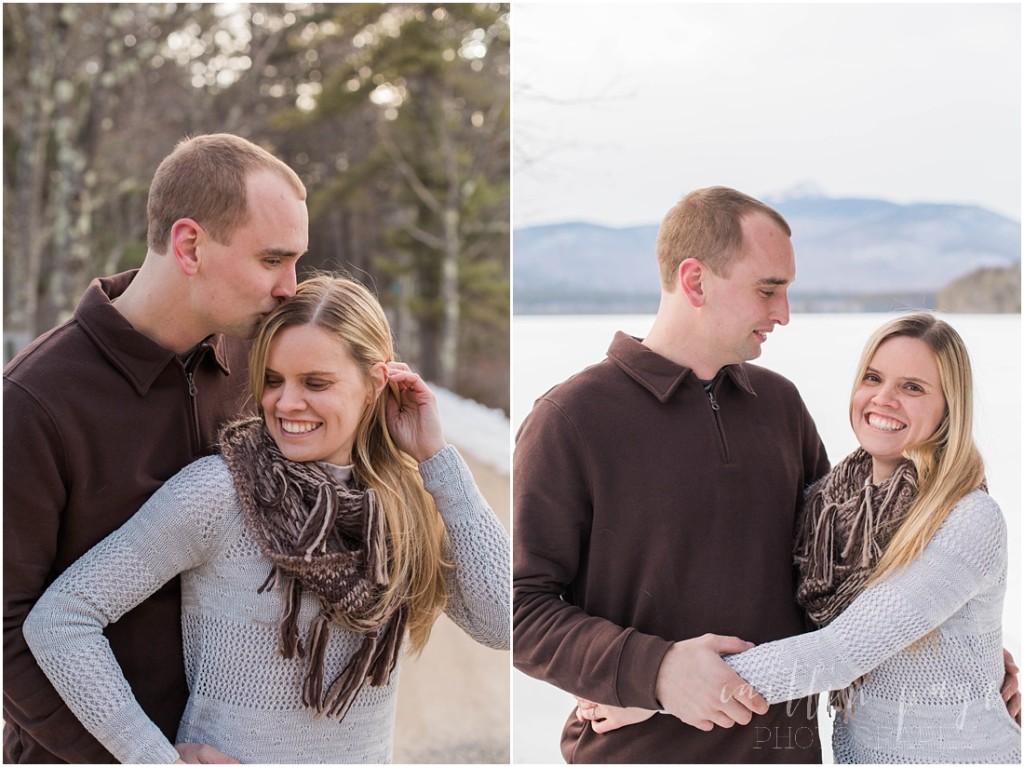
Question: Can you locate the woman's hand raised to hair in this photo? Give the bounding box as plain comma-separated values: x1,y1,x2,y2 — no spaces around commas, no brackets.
384,363,446,463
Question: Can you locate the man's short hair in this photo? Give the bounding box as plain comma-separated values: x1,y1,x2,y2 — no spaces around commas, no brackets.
146,133,307,253
655,186,791,290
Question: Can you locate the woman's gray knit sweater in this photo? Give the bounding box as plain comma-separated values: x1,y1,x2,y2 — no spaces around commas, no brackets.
725,489,1020,763
24,445,509,764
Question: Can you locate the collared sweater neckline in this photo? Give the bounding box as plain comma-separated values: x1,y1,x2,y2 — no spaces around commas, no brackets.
76,270,235,395
605,330,756,403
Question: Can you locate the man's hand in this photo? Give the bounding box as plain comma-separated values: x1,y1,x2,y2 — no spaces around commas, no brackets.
1002,648,1021,725
175,743,241,764
655,633,769,731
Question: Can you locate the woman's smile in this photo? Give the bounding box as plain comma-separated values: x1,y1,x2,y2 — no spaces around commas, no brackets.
279,418,322,435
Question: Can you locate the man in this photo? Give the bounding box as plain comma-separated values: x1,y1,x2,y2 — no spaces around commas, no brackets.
513,187,830,762
3,133,308,763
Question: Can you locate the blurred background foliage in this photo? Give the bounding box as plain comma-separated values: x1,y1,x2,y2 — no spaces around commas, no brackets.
3,2,510,412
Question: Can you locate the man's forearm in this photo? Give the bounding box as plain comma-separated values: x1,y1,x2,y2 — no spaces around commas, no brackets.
512,587,672,709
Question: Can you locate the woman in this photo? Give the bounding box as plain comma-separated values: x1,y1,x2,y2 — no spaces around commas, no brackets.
24,276,509,763
575,313,1020,762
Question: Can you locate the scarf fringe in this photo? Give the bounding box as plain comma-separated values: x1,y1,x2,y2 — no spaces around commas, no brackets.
309,608,407,721
303,613,332,708
364,490,389,585
279,576,305,659
369,608,406,685
830,680,862,717
298,484,337,561
319,631,378,721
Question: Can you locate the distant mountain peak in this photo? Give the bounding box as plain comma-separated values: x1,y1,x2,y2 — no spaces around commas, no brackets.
766,180,828,202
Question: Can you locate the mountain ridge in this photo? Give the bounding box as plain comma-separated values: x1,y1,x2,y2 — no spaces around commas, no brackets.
514,194,1020,313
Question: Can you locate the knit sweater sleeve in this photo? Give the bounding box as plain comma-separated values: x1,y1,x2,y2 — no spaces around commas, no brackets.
418,444,510,650
724,490,1006,703
22,457,238,764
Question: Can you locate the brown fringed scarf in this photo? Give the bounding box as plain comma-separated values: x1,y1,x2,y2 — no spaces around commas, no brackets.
219,417,407,722
794,447,918,712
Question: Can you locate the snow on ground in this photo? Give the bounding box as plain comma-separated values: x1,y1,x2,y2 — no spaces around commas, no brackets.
431,384,510,476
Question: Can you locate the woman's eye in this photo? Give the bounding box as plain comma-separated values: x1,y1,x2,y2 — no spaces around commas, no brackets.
306,380,330,390
265,377,282,388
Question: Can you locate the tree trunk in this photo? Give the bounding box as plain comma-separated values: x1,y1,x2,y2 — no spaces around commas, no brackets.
8,5,58,340
439,205,460,389
436,83,462,390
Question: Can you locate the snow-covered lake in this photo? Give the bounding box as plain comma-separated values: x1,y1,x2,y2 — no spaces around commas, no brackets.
511,312,1021,764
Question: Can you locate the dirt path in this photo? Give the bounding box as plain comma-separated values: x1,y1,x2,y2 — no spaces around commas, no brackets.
392,446,510,764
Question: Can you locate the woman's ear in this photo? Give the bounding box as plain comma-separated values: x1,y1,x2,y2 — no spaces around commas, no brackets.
366,362,388,404
171,219,203,276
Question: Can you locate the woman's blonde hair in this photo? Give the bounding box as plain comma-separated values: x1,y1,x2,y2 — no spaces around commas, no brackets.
250,275,448,652
852,312,986,585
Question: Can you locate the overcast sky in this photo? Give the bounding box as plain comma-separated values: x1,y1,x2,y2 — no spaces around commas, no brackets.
512,2,1021,228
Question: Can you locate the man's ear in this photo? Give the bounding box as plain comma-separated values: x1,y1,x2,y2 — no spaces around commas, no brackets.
366,362,388,404
170,219,203,276
678,258,707,307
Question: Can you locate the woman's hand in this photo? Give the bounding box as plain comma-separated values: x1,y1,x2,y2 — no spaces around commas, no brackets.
575,697,658,734
1003,648,1021,725
174,743,239,763
384,362,446,463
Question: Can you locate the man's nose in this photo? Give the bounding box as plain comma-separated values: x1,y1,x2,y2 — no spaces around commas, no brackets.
273,263,298,300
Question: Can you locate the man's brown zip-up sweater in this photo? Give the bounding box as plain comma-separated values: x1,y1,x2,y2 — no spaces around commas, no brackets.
513,331,830,763
4,271,250,763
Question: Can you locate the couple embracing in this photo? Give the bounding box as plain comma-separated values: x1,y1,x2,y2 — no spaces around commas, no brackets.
513,187,1021,763
5,134,509,764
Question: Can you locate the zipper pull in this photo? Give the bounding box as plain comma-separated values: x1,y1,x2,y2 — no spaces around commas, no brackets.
702,377,721,411
707,388,720,411
182,340,209,398
702,371,723,411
